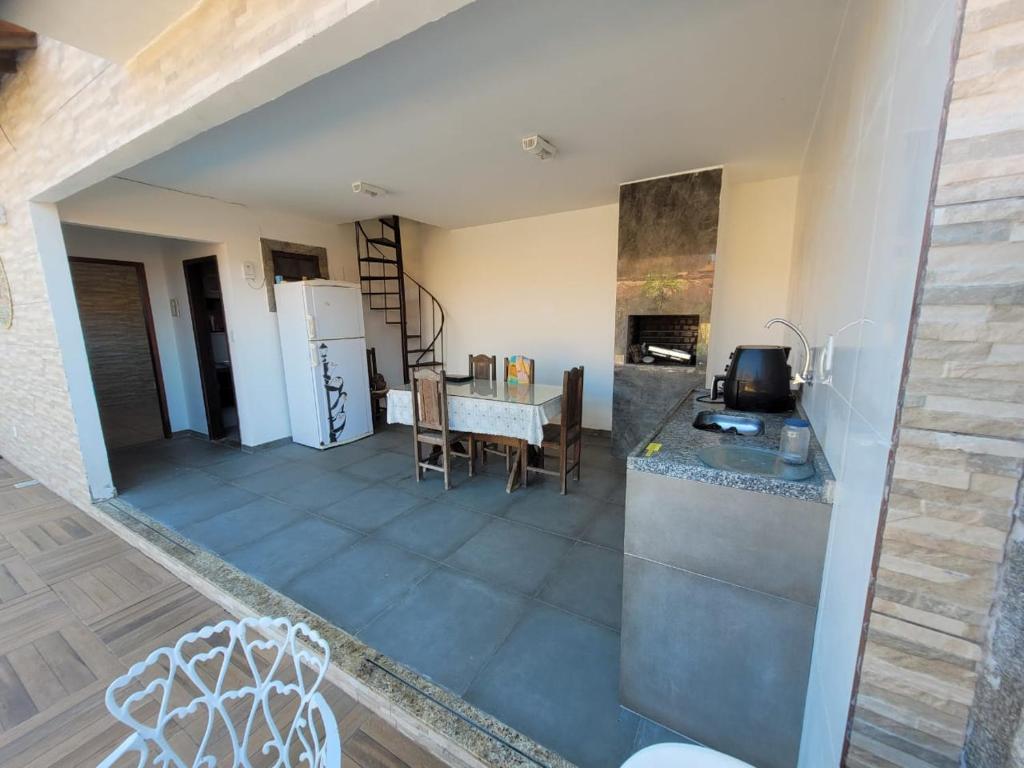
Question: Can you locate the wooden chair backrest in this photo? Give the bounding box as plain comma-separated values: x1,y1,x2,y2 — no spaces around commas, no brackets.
503,355,535,385
367,347,378,381
412,368,447,432
561,366,584,438
468,354,497,382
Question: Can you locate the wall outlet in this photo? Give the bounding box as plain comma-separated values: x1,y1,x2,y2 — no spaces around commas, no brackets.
243,261,258,280
170,298,179,318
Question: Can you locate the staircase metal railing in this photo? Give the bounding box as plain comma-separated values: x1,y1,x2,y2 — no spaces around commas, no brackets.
355,218,444,383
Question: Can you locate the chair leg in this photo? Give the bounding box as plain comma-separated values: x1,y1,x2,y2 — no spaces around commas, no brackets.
575,439,582,481
505,446,511,473
468,435,475,477
414,441,422,481
520,440,528,489
443,443,452,490
560,447,568,495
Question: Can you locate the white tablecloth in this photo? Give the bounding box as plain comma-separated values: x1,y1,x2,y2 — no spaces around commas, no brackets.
387,383,562,446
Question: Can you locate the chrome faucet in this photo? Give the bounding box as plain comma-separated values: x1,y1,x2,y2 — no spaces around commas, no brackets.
765,318,813,385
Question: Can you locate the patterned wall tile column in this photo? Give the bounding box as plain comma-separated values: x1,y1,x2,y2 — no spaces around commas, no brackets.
848,1,1024,765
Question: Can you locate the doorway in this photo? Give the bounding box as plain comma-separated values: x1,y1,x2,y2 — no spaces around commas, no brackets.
69,257,171,449
183,256,238,441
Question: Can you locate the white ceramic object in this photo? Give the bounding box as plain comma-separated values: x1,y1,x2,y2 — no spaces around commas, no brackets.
622,743,756,768
98,616,340,768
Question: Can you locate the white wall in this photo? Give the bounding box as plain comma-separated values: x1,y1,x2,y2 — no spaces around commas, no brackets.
413,206,619,429
791,2,959,765
707,173,799,384
61,224,210,435
58,178,362,447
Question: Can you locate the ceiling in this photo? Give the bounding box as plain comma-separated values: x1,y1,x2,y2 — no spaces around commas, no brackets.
117,0,846,229
0,0,198,61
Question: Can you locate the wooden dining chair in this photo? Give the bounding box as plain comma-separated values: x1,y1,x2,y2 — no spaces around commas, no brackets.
411,369,474,490
527,366,584,494
468,353,497,381
367,347,389,426
503,355,535,385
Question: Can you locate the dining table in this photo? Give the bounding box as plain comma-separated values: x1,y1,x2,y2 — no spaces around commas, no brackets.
386,378,563,492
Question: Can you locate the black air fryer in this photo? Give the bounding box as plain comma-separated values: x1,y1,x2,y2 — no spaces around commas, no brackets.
711,346,795,413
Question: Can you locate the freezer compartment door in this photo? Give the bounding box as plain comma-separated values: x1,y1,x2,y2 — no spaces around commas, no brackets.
310,338,372,447
305,283,365,340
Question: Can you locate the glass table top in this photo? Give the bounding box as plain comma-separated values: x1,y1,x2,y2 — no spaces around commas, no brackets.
393,379,563,405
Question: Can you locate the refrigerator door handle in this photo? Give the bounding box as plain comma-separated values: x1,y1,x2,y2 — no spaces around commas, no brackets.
310,345,319,368
306,315,316,340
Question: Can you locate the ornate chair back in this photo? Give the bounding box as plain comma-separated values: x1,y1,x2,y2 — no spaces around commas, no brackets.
98,616,339,768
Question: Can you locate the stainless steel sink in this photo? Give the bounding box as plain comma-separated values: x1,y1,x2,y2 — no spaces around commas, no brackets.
692,410,765,436
697,445,815,481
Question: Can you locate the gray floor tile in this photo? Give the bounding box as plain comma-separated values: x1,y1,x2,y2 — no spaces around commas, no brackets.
465,604,636,768
389,471,447,499
119,469,224,509
200,451,290,481
540,543,623,629
222,516,362,588
112,458,184,488
319,484,426,532
232,461,328,495
366,427,412,451
182,497,305,554
360,567,527,695
344,450,417,481
577,465,628,504
373,501,489,560
269,470,371,510
146,484,260,530
632,716,696,751
157,438,239,467
266,442,323,461
504,487,606,538
445,519,572,595
300,440,384,471
443,473,516,515
581,504,626,551
283,539,435,633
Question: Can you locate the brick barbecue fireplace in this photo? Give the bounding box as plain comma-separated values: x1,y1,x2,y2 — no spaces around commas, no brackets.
626,314,700,366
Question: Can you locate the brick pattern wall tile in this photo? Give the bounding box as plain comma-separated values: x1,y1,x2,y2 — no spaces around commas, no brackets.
850,1,1024,765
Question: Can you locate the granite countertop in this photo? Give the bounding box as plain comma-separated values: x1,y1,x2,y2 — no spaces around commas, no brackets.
627,388,835,503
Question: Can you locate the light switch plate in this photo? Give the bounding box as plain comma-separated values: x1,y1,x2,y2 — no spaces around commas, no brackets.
170,298,179,318
243,261,258,279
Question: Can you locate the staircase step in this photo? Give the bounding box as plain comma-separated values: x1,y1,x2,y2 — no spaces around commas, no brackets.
408,361,440,368
364,291,400,296
367,237,397,248
359,257,398,265
359,275,399,281
405,348,433,354
379,217,397,230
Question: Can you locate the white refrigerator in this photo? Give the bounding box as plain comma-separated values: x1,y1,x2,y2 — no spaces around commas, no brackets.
274,279,372,449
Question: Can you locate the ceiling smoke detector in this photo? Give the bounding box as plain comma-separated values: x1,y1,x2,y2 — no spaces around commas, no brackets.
352,181,387,198
521,135,557,160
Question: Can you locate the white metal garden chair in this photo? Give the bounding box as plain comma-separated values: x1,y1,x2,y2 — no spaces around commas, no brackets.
98,616,340,768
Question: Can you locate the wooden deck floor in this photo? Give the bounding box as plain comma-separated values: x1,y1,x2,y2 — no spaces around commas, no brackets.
0,458,450,768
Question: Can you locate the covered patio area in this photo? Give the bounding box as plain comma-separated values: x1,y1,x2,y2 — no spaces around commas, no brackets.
108,425,682,766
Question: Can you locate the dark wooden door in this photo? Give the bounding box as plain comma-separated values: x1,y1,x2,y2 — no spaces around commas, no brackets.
69,258,170,448
183,256,230,440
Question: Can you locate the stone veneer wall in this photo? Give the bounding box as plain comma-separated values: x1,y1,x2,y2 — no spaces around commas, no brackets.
847,1,1024,766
